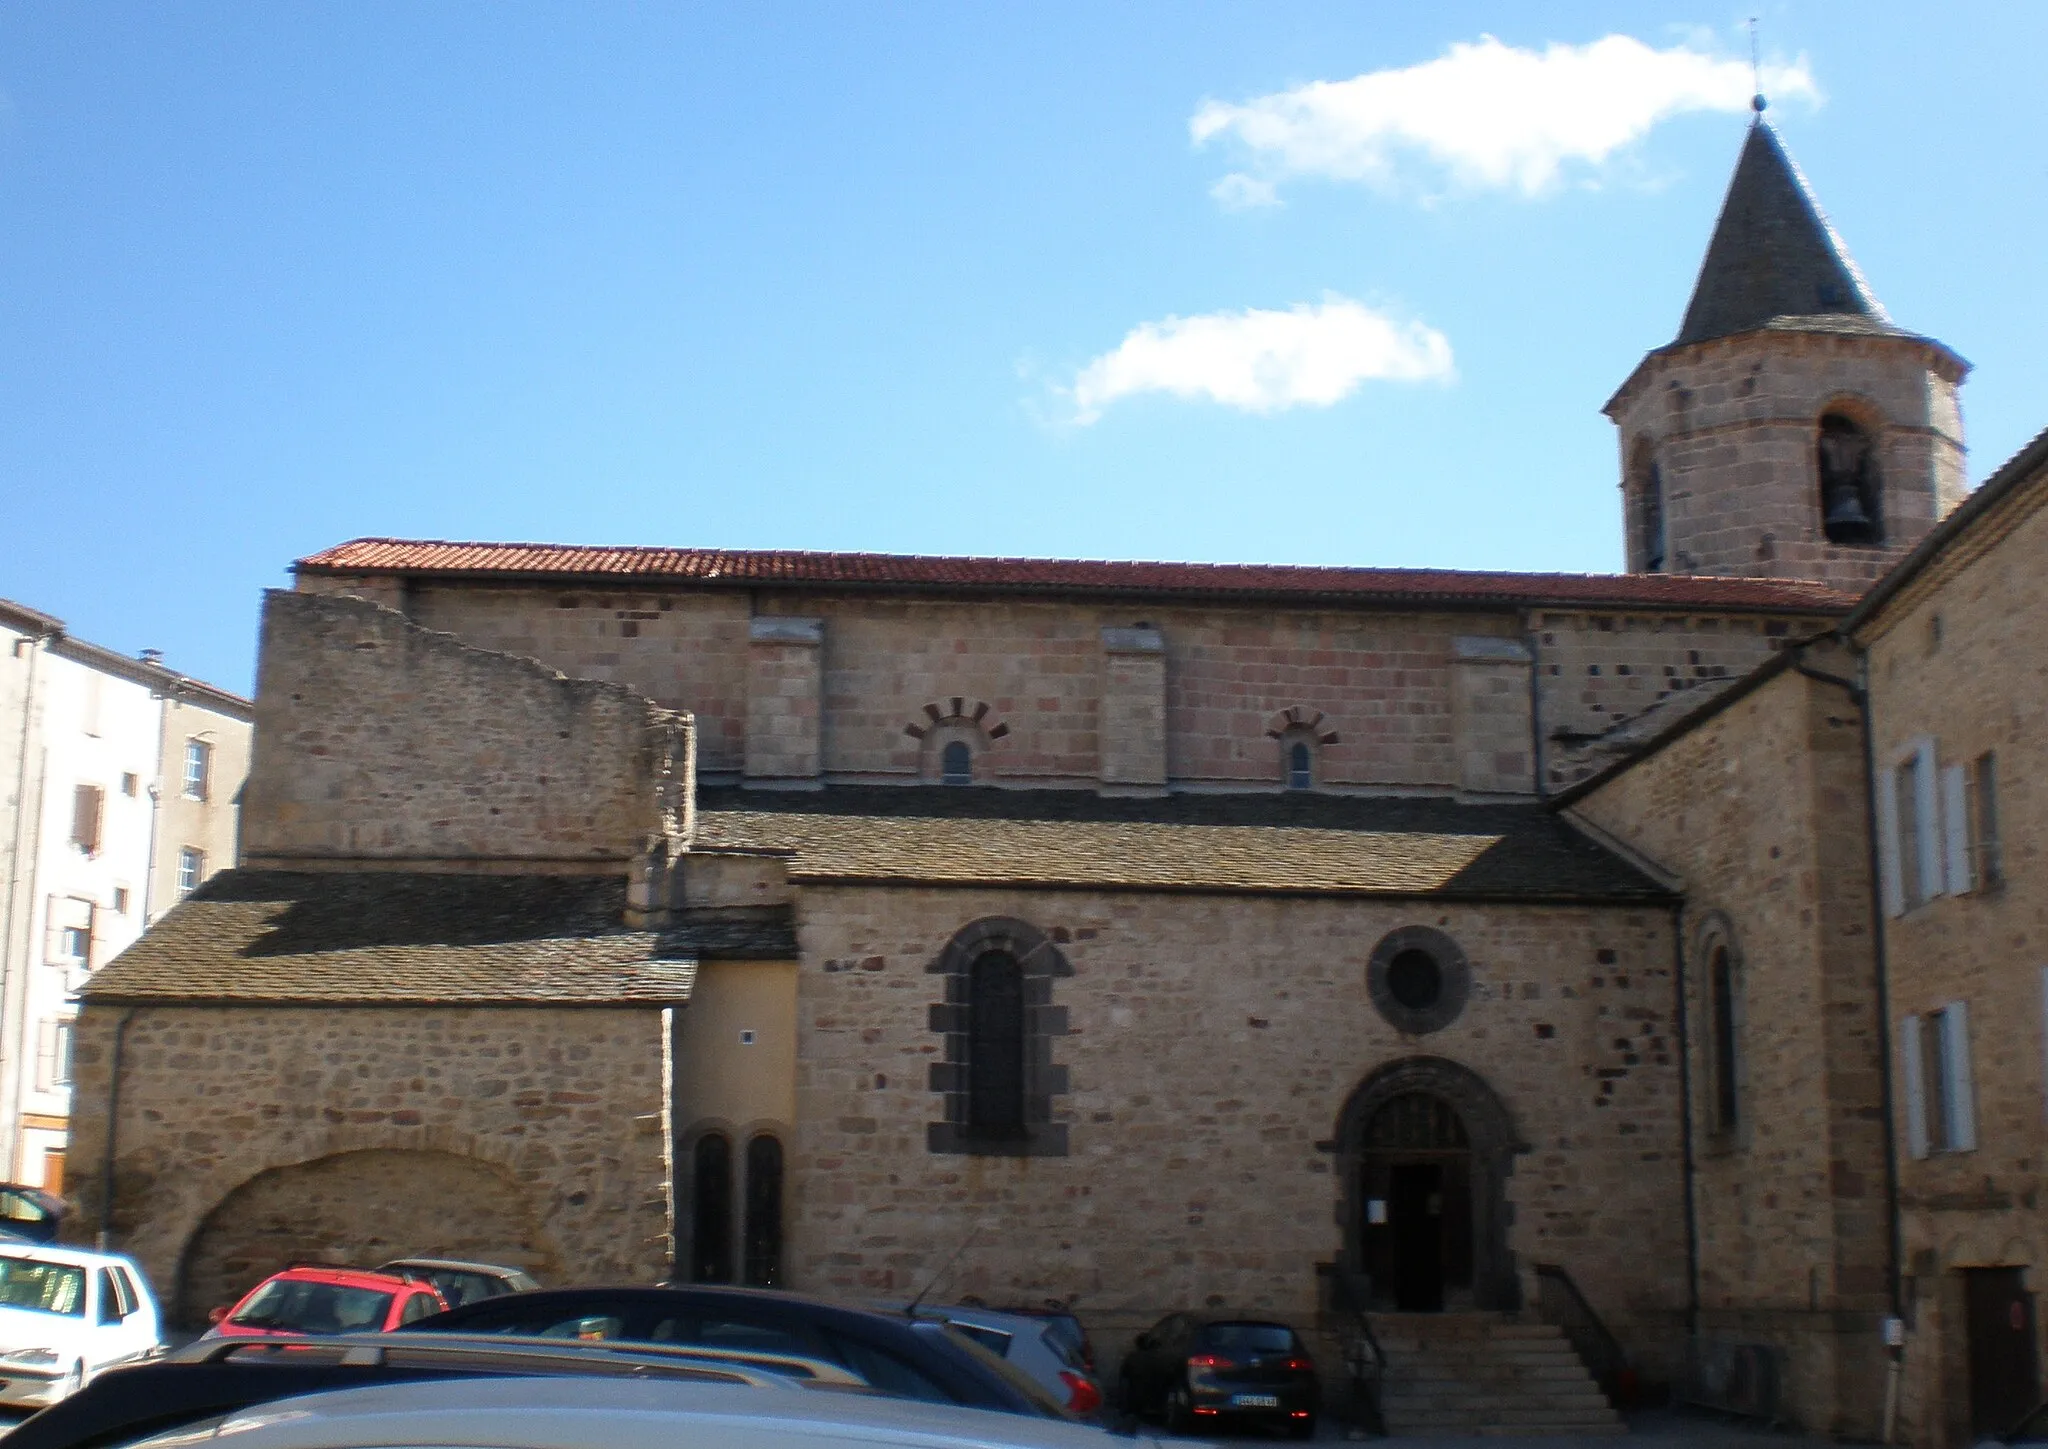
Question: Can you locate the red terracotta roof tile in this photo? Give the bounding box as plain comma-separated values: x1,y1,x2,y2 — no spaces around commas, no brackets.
295,537,1858,614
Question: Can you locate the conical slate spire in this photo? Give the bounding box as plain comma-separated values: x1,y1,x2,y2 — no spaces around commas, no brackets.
1675,121,1891,347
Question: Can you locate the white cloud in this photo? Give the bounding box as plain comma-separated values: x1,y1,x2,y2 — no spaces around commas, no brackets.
1192,34,1819,199
1209,172,1281,211
1064,295,1453,425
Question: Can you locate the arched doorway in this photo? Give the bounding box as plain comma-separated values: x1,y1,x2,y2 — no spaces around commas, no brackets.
1336,1057,1522,1312
177,1149,558,1327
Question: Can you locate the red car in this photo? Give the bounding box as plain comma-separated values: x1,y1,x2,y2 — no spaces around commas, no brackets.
206,1265,446,1338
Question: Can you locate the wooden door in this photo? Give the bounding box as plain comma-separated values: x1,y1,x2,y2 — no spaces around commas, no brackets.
1966,1267,2040,1436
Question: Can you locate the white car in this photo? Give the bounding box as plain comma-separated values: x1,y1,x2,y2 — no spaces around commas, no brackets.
130,1375,1169,1449
0,1242,161,1407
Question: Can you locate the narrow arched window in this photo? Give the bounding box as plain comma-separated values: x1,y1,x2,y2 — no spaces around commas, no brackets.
1709,946,1739,1132
1818,413,1882,545
941,740,972,786
691,1133,733,1283
742,1134,784,1288
967,950,1026,1136
1631,439,1666,572
1287,741,1313,791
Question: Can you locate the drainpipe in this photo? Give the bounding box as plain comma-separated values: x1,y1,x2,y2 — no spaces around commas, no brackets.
1670,901,1701,1338
96,1007,135,1249
140,691,169,926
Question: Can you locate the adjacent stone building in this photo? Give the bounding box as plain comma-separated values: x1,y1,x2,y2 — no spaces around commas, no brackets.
68,117,2041,1444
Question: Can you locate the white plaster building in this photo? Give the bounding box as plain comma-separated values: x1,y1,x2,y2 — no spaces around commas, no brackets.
0,599,250,1191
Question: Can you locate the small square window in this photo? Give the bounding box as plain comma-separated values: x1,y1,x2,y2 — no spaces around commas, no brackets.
120,773,139,798
112,887,130,915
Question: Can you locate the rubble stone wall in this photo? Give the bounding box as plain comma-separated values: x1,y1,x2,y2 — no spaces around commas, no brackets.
1574,652,1890,1437
246,590,688,863
782,884,1688,1374
65,1003,672,1322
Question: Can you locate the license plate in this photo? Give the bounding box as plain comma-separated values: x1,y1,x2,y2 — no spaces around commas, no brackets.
1231,1394,1279,1408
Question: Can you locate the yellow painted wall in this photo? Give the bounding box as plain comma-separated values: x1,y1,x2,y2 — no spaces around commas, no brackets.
676,960,798,1133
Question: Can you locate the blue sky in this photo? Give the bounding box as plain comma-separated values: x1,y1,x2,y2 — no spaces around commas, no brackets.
3,3,2044,695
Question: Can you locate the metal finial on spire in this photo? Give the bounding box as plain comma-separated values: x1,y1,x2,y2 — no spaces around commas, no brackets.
1749,18,1766,113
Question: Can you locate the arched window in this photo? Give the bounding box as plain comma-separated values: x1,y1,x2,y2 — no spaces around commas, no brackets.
1630,439,1666,572
1287,741,1313,791
742,1134,784,1288
941,740,973,786
1709,945,1739,1132
967,950,1026,1136
691,1133,733,1283
1817,413,1883,546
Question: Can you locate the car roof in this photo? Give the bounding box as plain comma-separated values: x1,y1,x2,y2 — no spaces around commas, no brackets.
0,1241,143,1272
379,1259,532,1276
193,1375,1125,1449
891,1305,1050,1336
257,1266,421,1292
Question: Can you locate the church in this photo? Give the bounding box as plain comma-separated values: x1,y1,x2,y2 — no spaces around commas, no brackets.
70,116,2042,1446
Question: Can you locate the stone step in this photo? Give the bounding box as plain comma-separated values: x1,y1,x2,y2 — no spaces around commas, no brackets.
1383,1408,1624,1429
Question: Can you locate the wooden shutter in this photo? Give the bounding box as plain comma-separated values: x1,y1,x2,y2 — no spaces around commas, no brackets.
1876,767,1905,917
1942,764,1973,895
1912,739,1943,898
1944,1002,1978,1152
70,785,102,854
1901,1014,1930,1160
33,1022,55,1093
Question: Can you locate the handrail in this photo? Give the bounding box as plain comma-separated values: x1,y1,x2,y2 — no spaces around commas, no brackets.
1324,1270,1386,1435
1532,1263,1629,1401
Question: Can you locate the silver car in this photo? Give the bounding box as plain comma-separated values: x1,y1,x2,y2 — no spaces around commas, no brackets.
125,1374,1166,1449
898,1305,1103,1419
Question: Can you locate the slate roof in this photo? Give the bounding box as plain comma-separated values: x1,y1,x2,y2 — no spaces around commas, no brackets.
694,786,1670,903
1675,121,1893,347
296,539,1855,616
81,872,791,1005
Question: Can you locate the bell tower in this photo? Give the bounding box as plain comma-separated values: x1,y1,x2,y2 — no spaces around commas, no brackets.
1604,116,1969,590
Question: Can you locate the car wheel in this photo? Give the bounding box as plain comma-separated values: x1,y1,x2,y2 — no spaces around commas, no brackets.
1165,1384,1194,1435
1288,1413,1317,1439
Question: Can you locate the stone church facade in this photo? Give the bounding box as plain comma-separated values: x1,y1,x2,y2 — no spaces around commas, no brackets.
67,119,2040,1445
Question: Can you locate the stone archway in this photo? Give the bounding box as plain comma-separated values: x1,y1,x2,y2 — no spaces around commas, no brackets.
1336,1057,1525,1312
176,1148,561,1326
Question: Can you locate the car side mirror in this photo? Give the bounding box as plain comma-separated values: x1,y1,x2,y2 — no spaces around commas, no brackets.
207,1305,229,1325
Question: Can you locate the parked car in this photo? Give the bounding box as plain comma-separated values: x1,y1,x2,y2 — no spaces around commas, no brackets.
0,1242,160,1409
205,1266,445,1338
951,1299,1096,1375
0,1187,64,1246
891,1304,1102,1418
1119,1314,1318,1437
402,1284,1072,1419
97,1374,1162,1449
376,1258,539,1307
0,1331,867,1449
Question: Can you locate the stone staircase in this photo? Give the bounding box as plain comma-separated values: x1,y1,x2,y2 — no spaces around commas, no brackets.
1369,1314,1625,1436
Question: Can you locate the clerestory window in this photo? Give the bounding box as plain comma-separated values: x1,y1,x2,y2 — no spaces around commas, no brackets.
966,951,1026,1136
1287,742,1313,791
941,740,973,786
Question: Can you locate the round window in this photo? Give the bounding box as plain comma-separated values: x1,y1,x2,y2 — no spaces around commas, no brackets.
1367,927,1471,1035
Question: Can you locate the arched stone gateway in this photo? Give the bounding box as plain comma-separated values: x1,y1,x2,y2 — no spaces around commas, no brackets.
176,1148,561,1327
1335,1057,1524,1313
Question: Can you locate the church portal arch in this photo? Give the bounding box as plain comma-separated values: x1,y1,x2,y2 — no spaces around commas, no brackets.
1336,1056,1524,1312
175,1148,559,1328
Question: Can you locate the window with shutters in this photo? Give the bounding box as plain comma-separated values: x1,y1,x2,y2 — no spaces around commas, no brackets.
183,740,212,801
70,785,103,856
1878,738,1944,915
1902,1002,1977,1157
178,848,205,897
35,1020,74,1092
1974,752,2003,891
742,1134,784,1288
46,897,93,969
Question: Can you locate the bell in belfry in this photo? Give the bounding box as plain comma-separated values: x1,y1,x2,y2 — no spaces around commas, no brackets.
1818,415,1880,545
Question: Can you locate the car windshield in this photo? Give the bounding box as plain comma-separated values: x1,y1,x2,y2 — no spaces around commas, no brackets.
0,1256,85,1315
1194,1322,1297,1355
231,1278,392,1333
412,1269,506,1307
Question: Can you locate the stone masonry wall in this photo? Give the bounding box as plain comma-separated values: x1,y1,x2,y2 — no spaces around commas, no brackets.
247,589,689,863
782,885,1688,1374
65,1004,672,1320
1574,652,1890,1437
1537,609,1821,789
746,618,824,781
1858,453,2048,1448
1608,330,1967,591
